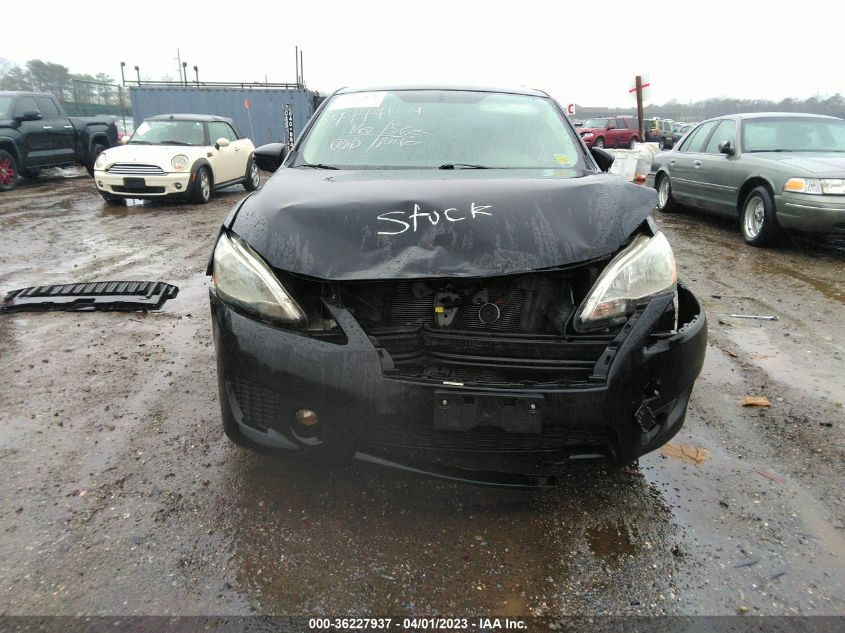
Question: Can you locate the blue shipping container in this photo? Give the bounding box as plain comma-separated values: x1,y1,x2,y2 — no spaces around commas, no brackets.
130,87,317,146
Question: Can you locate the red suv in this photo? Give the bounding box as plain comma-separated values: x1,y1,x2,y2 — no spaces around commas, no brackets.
578,116,640,149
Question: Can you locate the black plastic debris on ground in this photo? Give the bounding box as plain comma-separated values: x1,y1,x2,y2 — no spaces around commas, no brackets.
0,281,179,313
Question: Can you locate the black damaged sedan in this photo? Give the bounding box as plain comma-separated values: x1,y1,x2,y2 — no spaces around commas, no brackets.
208,87,707,485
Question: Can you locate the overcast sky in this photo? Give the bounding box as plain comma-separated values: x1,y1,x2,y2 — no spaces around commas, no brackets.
6,0,842,107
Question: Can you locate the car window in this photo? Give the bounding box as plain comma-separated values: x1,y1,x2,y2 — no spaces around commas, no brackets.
582,118,610,129
680,121,719,153
130,120,207,146
704,120,737,153
13,96,38,116
36,97,60,119
209,121,237,142
299,89,585,170
742,117,845,152
616,118,628,129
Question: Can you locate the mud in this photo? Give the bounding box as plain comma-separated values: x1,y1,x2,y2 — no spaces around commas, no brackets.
0,174,843,617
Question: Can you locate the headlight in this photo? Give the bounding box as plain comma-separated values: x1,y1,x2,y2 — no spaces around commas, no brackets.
784,177,845,195
171,154,190,171
574,232,677,332
95,152,107,169
582,133,594,139
212,232,307,328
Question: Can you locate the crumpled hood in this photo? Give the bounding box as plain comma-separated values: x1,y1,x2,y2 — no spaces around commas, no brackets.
755,153,845,175
230,168,657,281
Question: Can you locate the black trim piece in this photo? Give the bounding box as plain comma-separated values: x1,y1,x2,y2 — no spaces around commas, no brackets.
1,281,179,313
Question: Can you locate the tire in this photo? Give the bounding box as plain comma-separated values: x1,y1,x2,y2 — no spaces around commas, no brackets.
594,137,605,149
658,138,665,151
740,186,781,246
629,137,638,149
87,143,107,177
98,188,124,205
656,173,676,213
190,166,212,204
0,149,20,192
243,156,260,191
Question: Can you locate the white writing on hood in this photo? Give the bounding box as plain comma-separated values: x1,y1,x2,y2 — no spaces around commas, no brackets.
378,203,493,236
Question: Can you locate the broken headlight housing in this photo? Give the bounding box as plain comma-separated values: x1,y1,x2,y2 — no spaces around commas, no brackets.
212,232,307,328
574,232,677,332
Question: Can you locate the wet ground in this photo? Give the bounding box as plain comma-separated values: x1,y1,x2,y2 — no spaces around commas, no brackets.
0,170,843,618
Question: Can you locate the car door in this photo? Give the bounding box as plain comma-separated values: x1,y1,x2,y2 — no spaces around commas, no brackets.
694,119,742,214
13,96,50,167
207,121,241,184
666,120,719,204
36,96,75,164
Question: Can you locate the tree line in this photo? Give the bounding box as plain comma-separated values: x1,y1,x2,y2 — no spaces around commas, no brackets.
0,58,120,106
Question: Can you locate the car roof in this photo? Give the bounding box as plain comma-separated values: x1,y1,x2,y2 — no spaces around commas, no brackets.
145,113,235,124
333,85,550,98
730,112,841,121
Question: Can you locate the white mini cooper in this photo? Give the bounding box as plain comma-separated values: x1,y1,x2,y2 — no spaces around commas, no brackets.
93,114,260,204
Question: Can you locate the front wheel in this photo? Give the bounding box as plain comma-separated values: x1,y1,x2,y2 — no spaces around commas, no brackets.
594,137,605,149
658,138,665,151
190,166,212,204
741,186,781,246
243,157,260,191
656,173,676,213
0,150,20,192
629,137,638,149
87,144,107,177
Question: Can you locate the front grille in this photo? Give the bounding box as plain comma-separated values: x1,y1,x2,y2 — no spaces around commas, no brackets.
112,185,166,194
359,417,603,453
230,378,280,430
107,163,166,175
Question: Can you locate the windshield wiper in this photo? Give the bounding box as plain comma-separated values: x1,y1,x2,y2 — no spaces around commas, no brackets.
129,140,151,144
161,140,190,145
299,163,339,170
438,163,490,169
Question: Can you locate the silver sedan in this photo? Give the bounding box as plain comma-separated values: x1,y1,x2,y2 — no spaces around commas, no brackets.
647,112,845,246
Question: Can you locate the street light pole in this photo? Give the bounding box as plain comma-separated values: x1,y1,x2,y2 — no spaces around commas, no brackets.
134,66,141,86
182,62,187,87
193,66,199,87
120,62,126,86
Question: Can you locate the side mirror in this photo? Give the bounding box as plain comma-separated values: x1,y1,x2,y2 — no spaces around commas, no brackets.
215,137,230,149
591,146,614,172
718,141,735,156
17,110,42,122
253,142,289,172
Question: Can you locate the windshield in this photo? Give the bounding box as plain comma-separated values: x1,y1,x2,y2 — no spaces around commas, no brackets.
0,97,13,118
129,120,206,146
742,117,845,152
582,118,610,129
298,90,583,169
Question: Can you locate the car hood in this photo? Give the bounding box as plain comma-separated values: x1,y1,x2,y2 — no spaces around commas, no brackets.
754,153,845,175
578,127,601,135
98,144,208,171
229,168,657,281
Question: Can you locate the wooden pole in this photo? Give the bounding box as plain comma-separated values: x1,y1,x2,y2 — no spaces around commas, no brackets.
636,75,644,145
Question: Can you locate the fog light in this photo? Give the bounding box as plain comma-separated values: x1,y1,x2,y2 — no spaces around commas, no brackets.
174,182,183,190
97,180,103,186
295,409,319,427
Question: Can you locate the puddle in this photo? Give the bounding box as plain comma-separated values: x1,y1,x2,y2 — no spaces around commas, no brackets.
585,520,637,559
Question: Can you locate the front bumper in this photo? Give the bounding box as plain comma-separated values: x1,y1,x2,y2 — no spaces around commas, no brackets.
775,192,845,234
210,283,707,482
94,169,192,198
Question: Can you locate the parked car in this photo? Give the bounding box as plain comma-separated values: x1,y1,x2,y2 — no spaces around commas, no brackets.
578,116,640,149
0,91,118,191
113,117,134,144
93,114,259,204
671,122,695,147
208,86,707,484
644,118,676,149
649,112,845,245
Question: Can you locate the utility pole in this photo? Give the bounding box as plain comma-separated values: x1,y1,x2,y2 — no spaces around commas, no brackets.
135,66,141,86
176,49,183,85
636,75,645,146
194,66,199,87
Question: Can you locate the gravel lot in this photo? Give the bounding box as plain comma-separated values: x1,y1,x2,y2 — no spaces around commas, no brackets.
0,168,843,618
